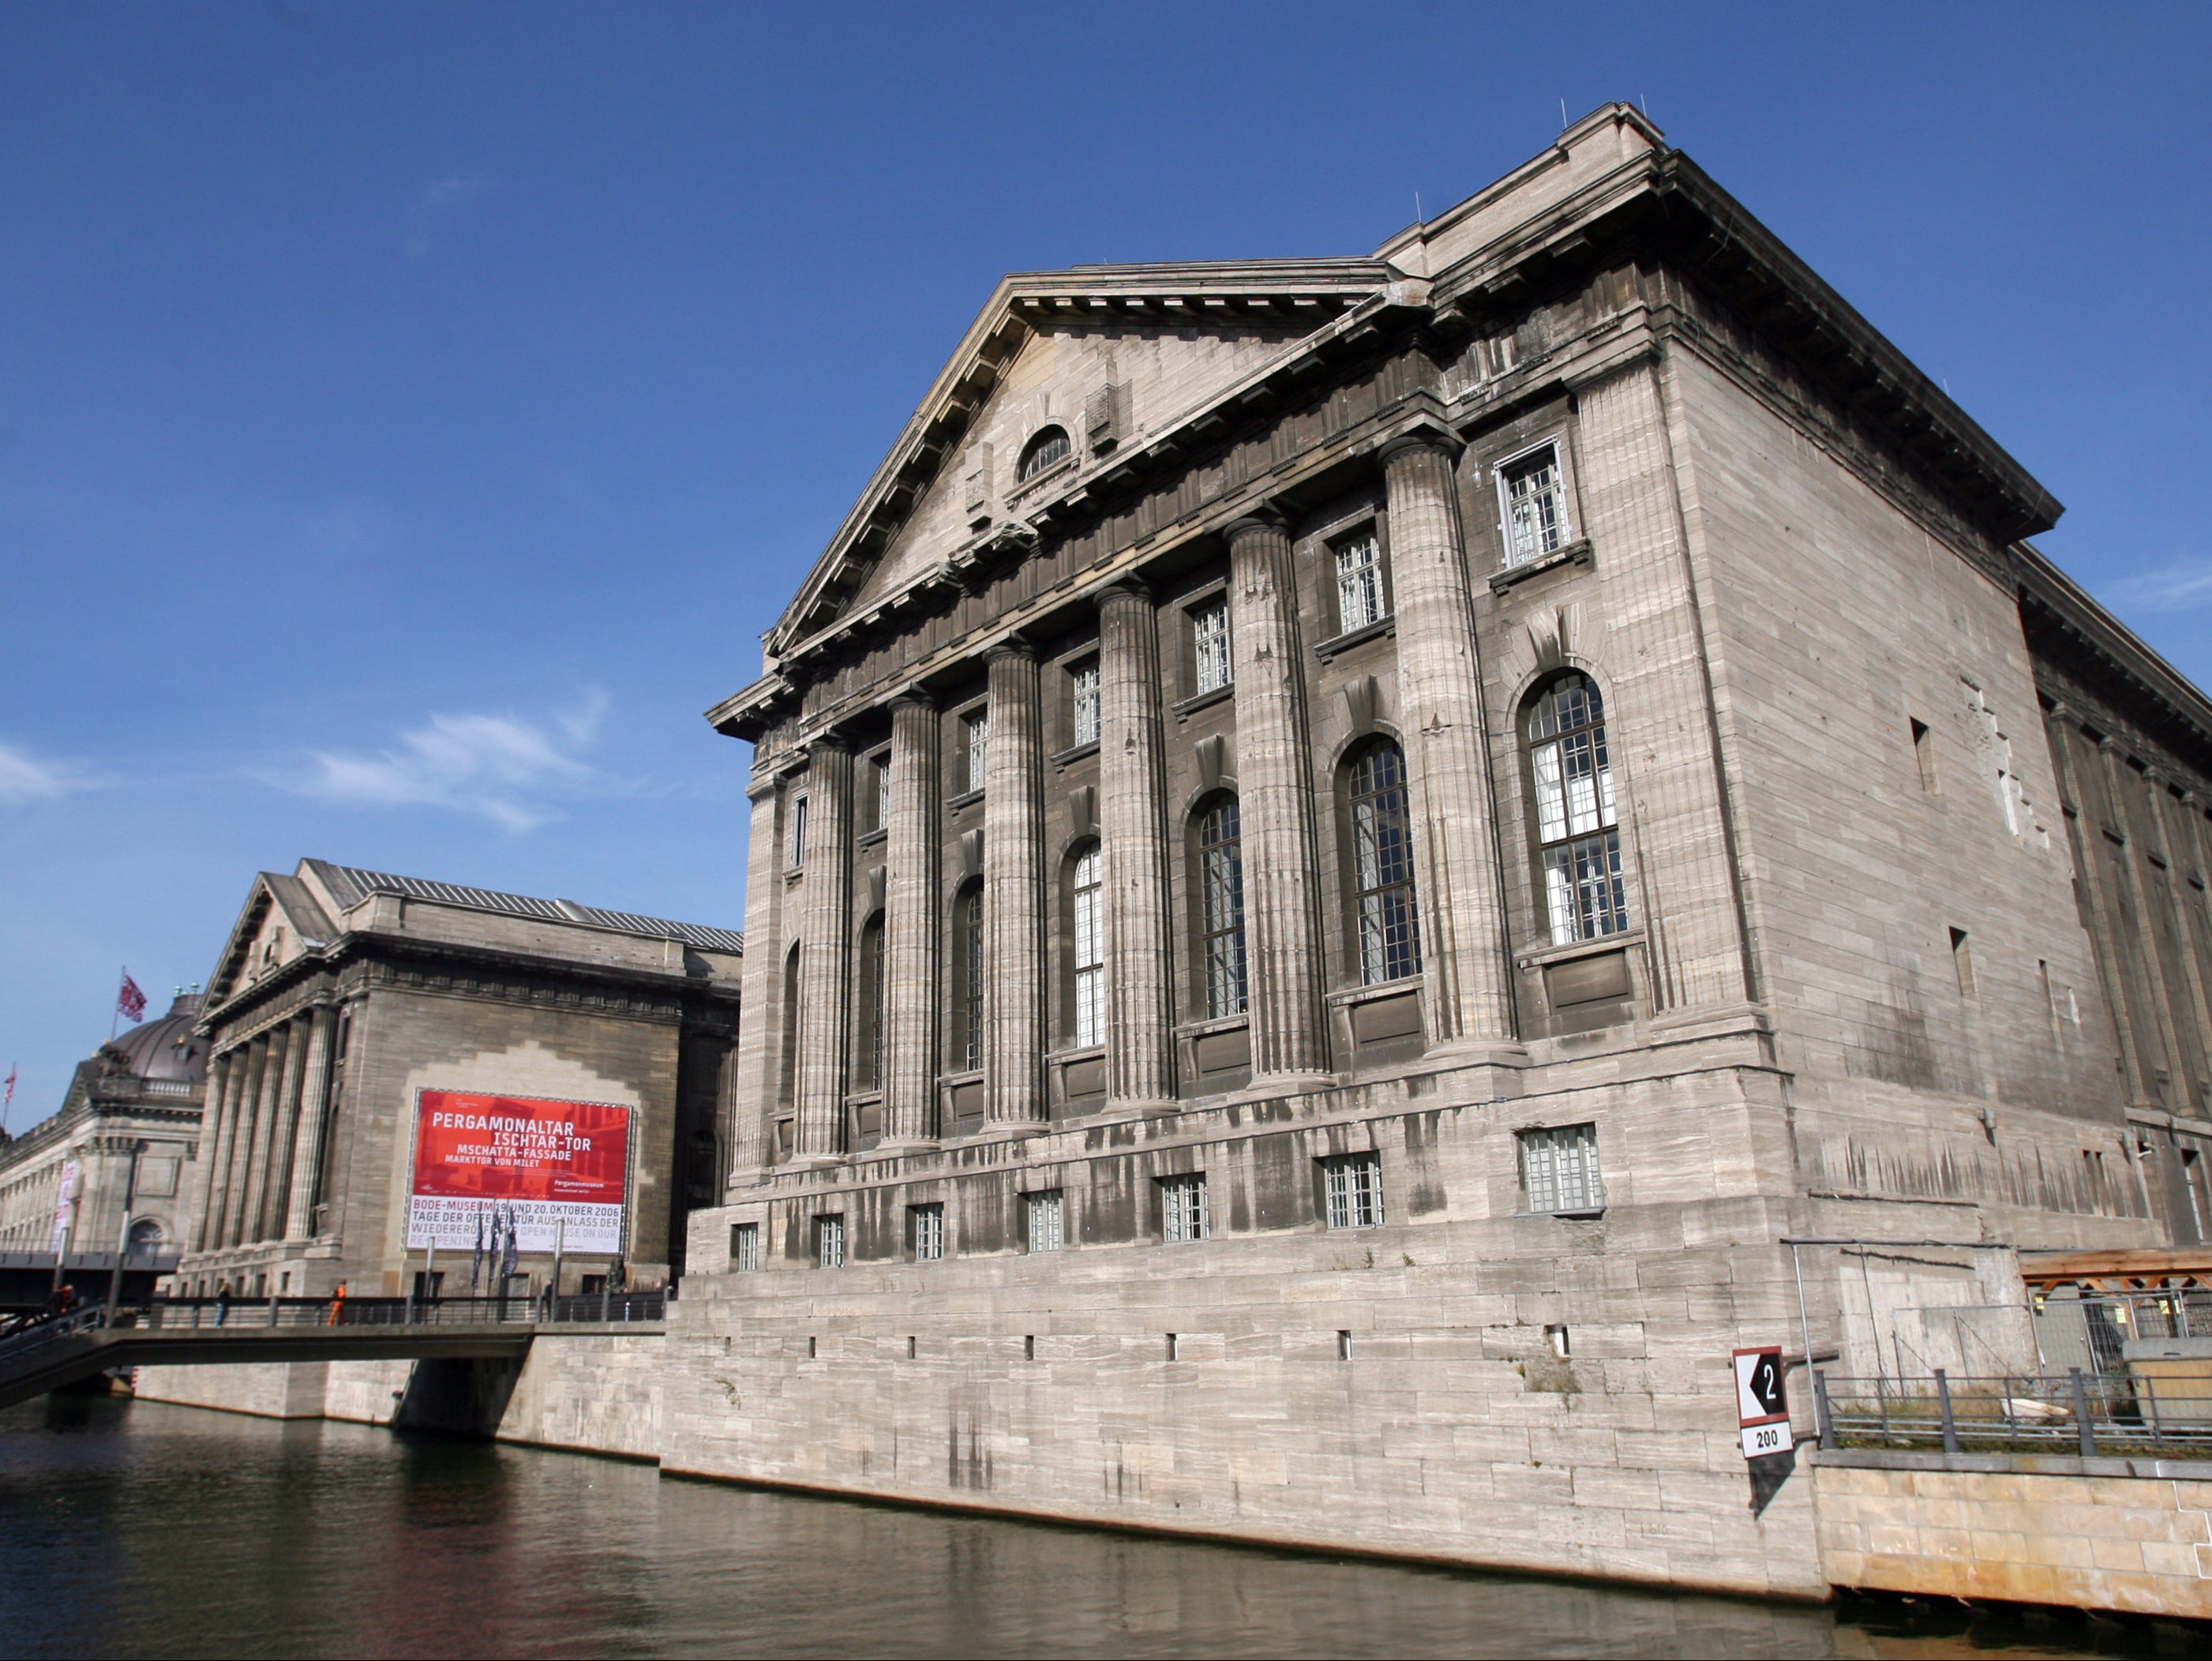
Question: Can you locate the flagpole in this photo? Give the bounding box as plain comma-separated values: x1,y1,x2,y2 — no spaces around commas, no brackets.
111,966,123,1041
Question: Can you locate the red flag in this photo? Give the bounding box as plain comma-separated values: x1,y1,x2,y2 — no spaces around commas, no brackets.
117,972,148,1024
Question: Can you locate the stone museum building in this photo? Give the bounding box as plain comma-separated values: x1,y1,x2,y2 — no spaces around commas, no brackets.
0,991,206,1308
166,858,742,1305
660,106,2212,1599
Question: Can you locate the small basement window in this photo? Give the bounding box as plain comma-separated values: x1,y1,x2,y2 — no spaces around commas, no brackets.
729,1222,761,1273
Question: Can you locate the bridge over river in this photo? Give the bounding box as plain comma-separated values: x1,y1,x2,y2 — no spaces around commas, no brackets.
0,1292,666,1414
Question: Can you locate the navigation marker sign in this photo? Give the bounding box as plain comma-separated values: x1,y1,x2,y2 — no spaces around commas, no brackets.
1732,1345,1794,1460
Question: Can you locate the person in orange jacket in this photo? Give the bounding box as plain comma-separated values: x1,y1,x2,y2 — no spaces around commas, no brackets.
325,1282,347,1327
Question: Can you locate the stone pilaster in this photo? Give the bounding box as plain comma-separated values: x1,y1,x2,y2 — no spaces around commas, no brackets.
2145,777,2212,1087
257,1015,311,1243
1226,512,1331,1084
1097,583,1177,1110
794,737,855,1159
1584,363,1753,1014
984,643,1047,1123
2101,738,2187,1101
235,1021,291,1247
883,695,943,1144
192,1049,241,1253
219,1035,269,1249
1380,432,1516,1049
280,1006,338,1239
730,778,789,1180
2046,710,2157,1106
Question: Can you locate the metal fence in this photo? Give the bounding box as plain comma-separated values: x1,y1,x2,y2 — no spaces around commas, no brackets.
116,1292,667,1329
1815,1367,2212,1459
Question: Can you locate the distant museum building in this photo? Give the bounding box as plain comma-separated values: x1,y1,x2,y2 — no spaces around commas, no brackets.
172,860,741,1302
0,992,207,1308
665,107,2212,1595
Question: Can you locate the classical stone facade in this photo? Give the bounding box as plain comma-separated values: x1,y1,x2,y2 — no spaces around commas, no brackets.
168,859,741,1303
0,993,205,1308
661,106,2212,1595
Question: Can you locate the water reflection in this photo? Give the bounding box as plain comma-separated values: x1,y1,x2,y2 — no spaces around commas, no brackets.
0,1397,2174,1659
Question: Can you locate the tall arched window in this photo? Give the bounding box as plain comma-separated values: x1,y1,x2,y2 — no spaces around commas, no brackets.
1528,673,1628,944
855,913,886,1090
778,943,802,1109
1018,426,1070,482
1197,797,1247,1018
1070,842,1104,1046
1348,740,1421,984
952,881,986,1070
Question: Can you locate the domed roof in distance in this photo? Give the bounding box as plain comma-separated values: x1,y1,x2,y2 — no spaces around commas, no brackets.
108,992,209,1083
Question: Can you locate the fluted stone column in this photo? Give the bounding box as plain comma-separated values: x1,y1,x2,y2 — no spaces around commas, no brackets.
1227,512,1332,1085
280,1006,338,1239
794,737,855,1159
883,695,942,1144
984,643,1048,1123
730,778,790,1180
236,1022,291,1247
219,1035,270,1248
257,1015,311,1243
1097,583,1177,1110
2046,710,2156,1106
192,1050,242,1252
1382,432,1517,1050
2101,738,2188,1097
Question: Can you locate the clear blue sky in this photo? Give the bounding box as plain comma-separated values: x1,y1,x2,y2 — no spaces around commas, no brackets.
2,2,2207,1123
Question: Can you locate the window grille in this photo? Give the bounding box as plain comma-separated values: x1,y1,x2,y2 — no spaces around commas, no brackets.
1349,741,1421,983
1322,1152,1385,1229
874,753,892,830
1160,1173,1210,1243
1501,443,1569,564
1198,798,1247,1018
815,1213,845,1269
788,794,808,868
1071,843,1104,1046
1018,426,1070,482
1025,1190,1064,1252
729,1221,761,1273
1334,531,1385,632
958,884,985,1070
1191,599,1232,695
962,709,991,795
1519,1123,1604,1213
1528,674,1628,946
910,1203,944,1262
1070,662,1100,748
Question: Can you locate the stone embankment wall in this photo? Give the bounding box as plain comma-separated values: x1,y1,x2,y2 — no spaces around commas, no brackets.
1812,1451,2212,1618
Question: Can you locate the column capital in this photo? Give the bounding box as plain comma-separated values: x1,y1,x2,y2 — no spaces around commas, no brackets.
1376,422,1464,469
888,687,938,714
802,729,853,758
1095,578,1154,613
1224,505,1292,543
985,636,1038,666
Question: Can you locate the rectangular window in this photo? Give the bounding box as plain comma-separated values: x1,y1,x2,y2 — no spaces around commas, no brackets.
1334,531,1385,633
1160,1173,1210,1243
870,753,892,832
1519,1123,1604,1214
1072,845,1104,1046
1321,1152,1384,1229
1499,442,1569,564
1025,1190,1064,1253
1199,800,1248,1018
1191,598,1232,695
729,1222,762,1273
962,708,991,795
1531,676,1628,946
1543,831,1629,947
1910,718,1939,794
1350,744,1422,984
815,1213,845,1269
910,1203,945,1262
788,794,808,868
1951,927,1976,998
1070,661,1100,748
2184,1149,2209,1242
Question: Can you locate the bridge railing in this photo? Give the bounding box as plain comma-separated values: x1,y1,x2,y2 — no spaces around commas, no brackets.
111,1292,666,1330
1815,1368,2212,1459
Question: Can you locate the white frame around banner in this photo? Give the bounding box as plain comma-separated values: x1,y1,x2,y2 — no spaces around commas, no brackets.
400,1085,639,1261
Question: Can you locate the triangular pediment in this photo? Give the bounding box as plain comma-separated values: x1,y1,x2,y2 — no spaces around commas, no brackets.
769,261,1394,657
204,866,338,1008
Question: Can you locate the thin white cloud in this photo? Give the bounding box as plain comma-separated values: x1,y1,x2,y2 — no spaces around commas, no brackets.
292,696,606,833
2105,557,2212,613
406,174,497,259
0,741,96,806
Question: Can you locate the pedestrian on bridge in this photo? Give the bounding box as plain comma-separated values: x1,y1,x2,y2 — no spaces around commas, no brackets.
325,1283,347,1326
213,1282,230,1328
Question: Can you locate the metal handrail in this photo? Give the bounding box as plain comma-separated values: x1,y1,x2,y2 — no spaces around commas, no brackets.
1816,1367,2212,1459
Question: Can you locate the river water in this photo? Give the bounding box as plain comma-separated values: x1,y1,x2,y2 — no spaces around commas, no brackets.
0,1396,2177,1659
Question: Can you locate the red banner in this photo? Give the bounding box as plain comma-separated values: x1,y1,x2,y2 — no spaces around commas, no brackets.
407,1090,629,1253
